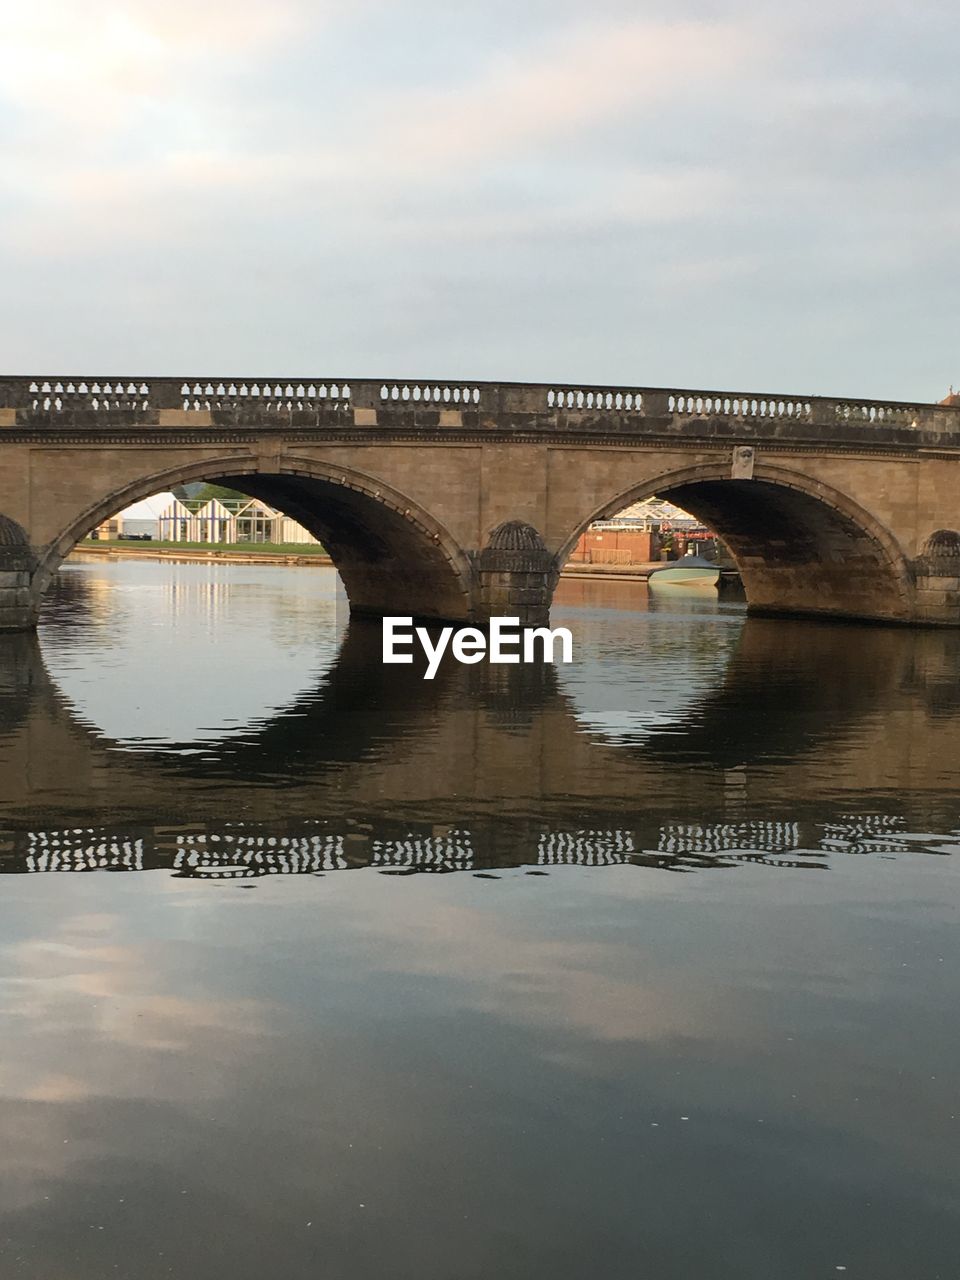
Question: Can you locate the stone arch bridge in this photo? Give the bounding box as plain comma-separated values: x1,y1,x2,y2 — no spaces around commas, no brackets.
0,375,958,630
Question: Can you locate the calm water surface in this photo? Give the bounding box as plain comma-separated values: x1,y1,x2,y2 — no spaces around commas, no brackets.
0,559,958,1279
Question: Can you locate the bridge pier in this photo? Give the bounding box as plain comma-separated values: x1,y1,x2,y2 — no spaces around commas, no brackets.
0,519,39,633
476,521,555,626
0,571,37,632
913,531,960,626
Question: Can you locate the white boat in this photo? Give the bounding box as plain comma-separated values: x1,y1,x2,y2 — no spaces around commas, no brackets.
647,555,720,587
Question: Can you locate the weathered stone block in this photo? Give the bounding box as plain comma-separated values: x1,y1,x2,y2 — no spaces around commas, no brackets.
0,606,35,631
511,605,545,626
916,589,951,606
917,604,960,624
507,588,549,606
157,409,213,427
0,586,33,607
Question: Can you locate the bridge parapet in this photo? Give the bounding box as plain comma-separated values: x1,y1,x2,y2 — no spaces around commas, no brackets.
662,390,926,428
0,375,956,439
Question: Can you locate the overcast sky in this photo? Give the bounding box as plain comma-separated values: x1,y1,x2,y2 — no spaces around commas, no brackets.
3,0,958,399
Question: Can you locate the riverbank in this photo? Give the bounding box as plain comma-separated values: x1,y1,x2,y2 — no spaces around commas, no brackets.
560,561,667,582
74,541,333,567
72,542,740,582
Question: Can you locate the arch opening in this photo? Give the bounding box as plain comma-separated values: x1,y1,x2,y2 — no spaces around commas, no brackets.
559,466,913,624
32,461,476,626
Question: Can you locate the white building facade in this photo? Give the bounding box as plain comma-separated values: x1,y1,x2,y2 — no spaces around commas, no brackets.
96,494,321,546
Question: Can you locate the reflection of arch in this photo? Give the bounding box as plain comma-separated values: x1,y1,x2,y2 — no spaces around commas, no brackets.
588,615,912,767
25,606,459,796
557,462,913,622
29,572,913,779
9,569,960,838
35,456,476,622
30,569,917,777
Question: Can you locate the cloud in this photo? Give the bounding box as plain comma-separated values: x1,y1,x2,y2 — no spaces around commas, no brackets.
348,896,745,1048
4,1,307,139
366,18,763,167
1,13,761,226
0,1,959,394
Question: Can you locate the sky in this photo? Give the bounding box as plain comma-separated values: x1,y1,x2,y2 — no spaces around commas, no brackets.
2,0,958,399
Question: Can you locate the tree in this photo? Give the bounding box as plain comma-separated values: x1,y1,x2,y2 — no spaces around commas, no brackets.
193,484,247,503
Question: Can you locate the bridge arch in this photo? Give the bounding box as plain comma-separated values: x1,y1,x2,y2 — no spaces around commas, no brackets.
33,456,476,622
557,461,914,623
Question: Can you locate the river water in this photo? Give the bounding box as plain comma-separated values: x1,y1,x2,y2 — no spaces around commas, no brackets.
0,558,958,1279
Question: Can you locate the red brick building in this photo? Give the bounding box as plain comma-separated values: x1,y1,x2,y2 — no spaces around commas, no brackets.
568,526,659,565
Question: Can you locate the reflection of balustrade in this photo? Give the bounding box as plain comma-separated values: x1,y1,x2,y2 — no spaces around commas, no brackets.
657,821,801,856
819,813,928,857
1,816,957,877
371,830,474,873
537,829,635,866
24,829,144,872
173,832,346,878
0,377,950,435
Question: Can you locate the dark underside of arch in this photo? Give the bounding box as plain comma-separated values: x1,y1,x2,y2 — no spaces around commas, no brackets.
660,479,910,622
213,473,472,622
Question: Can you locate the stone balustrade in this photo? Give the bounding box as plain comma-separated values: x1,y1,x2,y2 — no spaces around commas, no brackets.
0,376,956,439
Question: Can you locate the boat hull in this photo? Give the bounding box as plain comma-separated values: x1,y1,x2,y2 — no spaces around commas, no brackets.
648,564,720,587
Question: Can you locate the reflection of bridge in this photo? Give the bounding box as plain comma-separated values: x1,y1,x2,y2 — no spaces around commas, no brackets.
2,597,960,844
3,813,954,879
2,376,960,629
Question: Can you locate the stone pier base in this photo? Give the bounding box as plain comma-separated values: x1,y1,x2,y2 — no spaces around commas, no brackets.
0,519,39,632
914,575,960,625
0,570,38,631
476,521,555,626
912,531,960,626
